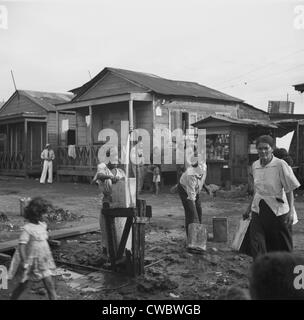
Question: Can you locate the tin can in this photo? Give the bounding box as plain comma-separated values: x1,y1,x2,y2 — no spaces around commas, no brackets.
19,197,31,216
212,217,228,242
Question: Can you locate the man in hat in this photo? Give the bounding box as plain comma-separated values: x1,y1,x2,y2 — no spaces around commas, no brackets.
40,143,55,184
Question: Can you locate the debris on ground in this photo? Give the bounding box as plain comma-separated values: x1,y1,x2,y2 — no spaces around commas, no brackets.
0,213,20,232
137,275,179,294
44,206,82,223
0,212,9,222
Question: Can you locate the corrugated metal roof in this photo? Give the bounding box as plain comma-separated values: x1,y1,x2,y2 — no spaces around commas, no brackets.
19,90,74,111
192,114,277,128
72,67,243,103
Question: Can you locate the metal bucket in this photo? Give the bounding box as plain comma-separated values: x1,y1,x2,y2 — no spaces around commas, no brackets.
212,217,228,242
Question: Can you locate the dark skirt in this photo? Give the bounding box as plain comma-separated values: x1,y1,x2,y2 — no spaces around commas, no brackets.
249,199,293,260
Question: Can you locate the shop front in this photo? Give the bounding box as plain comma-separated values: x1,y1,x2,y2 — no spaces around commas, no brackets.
192,115,277,188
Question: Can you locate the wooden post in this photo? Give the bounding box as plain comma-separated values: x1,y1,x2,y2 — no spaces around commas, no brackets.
89,105,93,169
6,124,8,153
105,216,118,271
24,119,28,177
102,201,151,276
132,199,146,276
296,121,300,166
56,111,60,181
56,111,60,146
129,99,134,133
128,99,138,194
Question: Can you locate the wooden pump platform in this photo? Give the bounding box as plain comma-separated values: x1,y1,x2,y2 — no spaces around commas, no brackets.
102,199,152,277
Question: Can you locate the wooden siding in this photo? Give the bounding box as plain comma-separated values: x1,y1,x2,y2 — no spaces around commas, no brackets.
76,111,89,146
91,103,129,143
47,112,76,146
0,94,46,116
154,96,239,130
77,72,148,102
237,104,269,120
134,101,153,132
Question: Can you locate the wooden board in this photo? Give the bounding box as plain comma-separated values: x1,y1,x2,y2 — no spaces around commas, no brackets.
0,223,99,253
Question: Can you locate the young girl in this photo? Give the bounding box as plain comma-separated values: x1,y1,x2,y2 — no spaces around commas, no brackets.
8,197,57,300
153,165,161,195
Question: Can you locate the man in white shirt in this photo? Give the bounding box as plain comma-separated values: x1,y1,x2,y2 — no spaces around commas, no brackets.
247,135,300,259
177,159,207,236
40,144,55,184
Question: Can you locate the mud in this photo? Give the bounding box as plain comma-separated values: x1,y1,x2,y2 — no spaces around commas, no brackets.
1,176,304,300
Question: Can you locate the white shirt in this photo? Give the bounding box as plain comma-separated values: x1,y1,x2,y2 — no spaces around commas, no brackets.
41,148,55,161
251,156,300,216
179,163,207,201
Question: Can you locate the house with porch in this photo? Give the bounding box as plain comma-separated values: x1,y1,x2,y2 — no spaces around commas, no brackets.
0,90,75,176
55,67,269,184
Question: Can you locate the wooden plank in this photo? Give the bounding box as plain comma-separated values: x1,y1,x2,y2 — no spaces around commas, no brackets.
146,205,152,218
105,216,117,271
139,223,145,275
132,222,139,276
116,216,133,259
0,170,27,176
131,199,147,276
102,207,137,218
56,93,131,111
131,93,153,101
137,199,146,275
0,253,11,261
0,223,100,253
57,169,95,176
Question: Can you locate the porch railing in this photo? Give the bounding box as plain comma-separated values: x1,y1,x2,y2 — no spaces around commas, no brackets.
0,151,26,171
55,145,100,175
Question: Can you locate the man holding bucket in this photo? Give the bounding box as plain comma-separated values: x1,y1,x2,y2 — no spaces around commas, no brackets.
177,156,207,250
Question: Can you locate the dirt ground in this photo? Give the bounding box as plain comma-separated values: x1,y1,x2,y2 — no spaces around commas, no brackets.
1,176,304,300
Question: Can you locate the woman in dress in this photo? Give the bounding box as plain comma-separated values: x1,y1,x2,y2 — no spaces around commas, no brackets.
247,135,300,259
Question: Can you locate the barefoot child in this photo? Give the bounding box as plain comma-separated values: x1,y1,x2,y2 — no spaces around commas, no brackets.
8,197,57,300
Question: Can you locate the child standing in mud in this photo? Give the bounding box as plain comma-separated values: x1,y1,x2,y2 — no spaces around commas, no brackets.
8,197,57,300
153,165,161,195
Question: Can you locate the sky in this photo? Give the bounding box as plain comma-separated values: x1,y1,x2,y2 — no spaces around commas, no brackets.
0,0,304,146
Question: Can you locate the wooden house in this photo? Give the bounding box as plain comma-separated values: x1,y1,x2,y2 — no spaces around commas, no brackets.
0,90,75,176
55,67,269,184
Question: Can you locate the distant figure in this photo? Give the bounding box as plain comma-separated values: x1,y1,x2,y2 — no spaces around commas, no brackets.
249,251,304,300
40,144,55,184
131,140,145,193
9,197,57,300
153,165,161,195
273,147,298,225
